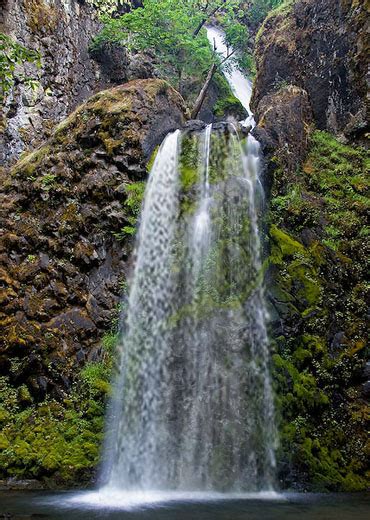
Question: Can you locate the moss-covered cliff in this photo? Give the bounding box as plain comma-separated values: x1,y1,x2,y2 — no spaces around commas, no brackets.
252,0,369,492
267,132,369,491
0,79,187,485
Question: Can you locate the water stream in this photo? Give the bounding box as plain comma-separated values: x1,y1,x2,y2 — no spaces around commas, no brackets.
206,25,255,127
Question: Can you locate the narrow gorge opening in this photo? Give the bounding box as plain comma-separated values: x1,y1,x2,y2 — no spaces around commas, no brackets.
1,0,368,515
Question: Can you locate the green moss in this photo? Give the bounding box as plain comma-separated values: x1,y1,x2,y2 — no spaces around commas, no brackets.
269,131,369,491
98,131,124,156
255,0,294,44
146,145,159,172
12,145,51,178
270,224,304,263
0,331,119,485
180,165,198,192
213,72,247,118
214,94,245,118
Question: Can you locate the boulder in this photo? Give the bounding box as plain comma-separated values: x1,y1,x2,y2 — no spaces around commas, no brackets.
0,79,187,400
253,85,313,172
252,0,368,144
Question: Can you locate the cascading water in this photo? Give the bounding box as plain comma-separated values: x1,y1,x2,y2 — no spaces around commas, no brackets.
206,25,255,127
99,27,276,496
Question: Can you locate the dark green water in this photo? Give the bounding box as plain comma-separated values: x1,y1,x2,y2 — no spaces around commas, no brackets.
0,491,369,519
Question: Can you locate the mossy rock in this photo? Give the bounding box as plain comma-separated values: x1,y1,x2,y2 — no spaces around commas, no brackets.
269,131,369,491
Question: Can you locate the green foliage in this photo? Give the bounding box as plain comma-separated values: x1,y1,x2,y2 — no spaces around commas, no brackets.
113,181,146,240
40,173,57,190
92,0,211,86
91,0,249,91
102,331,120,354
247,0,286,26
0,33,41,104
86,0,134,15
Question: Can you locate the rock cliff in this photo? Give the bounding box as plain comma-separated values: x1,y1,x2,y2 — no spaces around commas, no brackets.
252,0,368,144
1,0,105,165
0,0,159,167
0,79,187,403
251,0,369,491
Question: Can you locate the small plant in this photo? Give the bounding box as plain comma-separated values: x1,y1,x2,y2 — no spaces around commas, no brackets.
113,181,146,241
0,33,41,104
40,173,57,189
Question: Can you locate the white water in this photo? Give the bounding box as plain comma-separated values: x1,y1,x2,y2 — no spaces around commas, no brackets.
66,24,277,510
65,489,282,511
206,26,255,127
96,123,276,493
192,123,212,276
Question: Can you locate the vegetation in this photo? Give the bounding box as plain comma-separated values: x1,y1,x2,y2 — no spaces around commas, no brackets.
91,0,250,109
246,0,286,26
0,33,41,104
269,131,369,491
113,181,146,240
0,331,118,485
86,0,135,15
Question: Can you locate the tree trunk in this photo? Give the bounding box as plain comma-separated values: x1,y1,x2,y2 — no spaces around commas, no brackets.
191,62,217,120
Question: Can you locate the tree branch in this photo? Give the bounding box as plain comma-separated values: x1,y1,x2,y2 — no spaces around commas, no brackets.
192,0,226,38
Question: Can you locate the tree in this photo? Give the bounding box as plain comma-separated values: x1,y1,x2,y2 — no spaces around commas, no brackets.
86,0,139,15
92,0,218,89
0,33,41,105
92,0,249,113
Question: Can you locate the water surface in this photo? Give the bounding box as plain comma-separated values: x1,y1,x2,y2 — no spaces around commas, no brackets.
0,491,369,519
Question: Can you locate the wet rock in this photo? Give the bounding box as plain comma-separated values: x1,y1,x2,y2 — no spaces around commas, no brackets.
253,85,313,172
183,120,207,132
362,381,370,398
49,308,93,331
2,478,44,490
252,0,368,143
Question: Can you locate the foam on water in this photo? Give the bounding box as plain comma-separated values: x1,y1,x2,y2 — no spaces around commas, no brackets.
61,489,283,511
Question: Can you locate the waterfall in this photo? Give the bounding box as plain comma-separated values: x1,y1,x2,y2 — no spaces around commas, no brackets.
99,27,276,496
206,25,255,127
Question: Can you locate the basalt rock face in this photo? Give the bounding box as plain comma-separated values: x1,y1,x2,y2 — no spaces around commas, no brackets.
252,0,369,144
0,0,105,165
0,0,155,167
0,79,187,402
251,0,369,492
253,85,313,175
